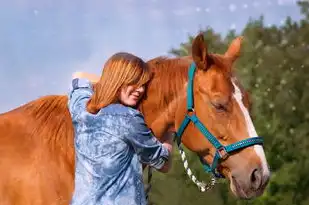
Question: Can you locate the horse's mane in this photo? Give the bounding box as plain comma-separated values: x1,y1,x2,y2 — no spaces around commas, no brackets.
146,56,192,109
6,95,74,159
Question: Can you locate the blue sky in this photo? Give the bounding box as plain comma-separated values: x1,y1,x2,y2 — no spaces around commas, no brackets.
0,0,303,113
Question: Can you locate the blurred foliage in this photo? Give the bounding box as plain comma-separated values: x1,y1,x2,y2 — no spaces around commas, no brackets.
144,1,309,205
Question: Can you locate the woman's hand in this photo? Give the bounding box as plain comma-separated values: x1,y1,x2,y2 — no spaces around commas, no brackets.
159,133,174,173
72,72,100,84
162,132,174,153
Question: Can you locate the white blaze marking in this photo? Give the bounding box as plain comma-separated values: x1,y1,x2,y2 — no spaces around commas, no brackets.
232,79,270,176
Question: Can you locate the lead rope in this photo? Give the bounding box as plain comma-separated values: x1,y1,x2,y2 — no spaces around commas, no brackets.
177,143,217,192
145,166,153,202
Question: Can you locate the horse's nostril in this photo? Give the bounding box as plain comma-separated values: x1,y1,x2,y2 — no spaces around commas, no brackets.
251,169,257,182
250,168,262,190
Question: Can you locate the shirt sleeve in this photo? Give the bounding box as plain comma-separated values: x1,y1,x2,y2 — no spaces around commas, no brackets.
67,78,93,118
125,112,170,170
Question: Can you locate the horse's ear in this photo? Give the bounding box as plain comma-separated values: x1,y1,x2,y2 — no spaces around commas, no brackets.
192,33,208,70
224,36,243,63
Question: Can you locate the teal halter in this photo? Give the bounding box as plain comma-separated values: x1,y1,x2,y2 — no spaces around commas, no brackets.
175,63,264,178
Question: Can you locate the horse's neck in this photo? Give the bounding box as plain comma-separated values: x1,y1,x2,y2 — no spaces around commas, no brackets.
141,57,191,140
141,83,188,141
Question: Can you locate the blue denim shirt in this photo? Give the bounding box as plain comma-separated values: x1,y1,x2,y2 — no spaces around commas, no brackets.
67,78,169,205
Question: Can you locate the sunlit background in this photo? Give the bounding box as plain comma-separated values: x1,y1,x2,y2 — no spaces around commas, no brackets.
0,0,301,113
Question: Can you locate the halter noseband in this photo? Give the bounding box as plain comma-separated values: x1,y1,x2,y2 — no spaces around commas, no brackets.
175,62,264,178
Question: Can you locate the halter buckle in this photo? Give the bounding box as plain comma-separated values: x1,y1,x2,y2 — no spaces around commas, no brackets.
217,147,229,160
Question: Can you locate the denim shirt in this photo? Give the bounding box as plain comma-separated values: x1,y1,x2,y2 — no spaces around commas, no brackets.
67,78,169,205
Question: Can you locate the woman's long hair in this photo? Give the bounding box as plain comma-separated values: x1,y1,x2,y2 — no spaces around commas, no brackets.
87,52,152,114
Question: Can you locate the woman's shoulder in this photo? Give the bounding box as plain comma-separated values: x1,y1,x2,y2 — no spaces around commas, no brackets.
99,103,141,118
96,104,147,134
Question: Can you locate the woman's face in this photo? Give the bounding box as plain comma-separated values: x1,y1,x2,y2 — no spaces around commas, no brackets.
119,85,145,107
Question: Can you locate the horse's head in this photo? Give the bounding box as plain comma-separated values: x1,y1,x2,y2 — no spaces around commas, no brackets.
174,34,270,199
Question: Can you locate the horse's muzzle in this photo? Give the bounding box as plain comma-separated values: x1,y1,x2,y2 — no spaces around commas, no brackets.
230,166,270,199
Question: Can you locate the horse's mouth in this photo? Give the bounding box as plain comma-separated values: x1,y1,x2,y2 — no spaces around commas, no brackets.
229,175,267,200
230,176,250,199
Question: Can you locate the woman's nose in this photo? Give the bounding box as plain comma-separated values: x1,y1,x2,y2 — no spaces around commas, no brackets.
136,86,145,93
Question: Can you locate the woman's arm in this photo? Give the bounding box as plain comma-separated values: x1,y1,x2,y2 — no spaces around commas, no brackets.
68,78,93,119
125,112,173,173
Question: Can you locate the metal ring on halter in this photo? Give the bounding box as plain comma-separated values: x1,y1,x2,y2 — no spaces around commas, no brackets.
187,108,195,115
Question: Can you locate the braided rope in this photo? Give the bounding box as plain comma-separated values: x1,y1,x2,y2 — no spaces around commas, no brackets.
177,144,217,192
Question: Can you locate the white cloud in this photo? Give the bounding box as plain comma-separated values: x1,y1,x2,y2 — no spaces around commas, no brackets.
230,23,236,30
33,10,39,16
229,4,237,12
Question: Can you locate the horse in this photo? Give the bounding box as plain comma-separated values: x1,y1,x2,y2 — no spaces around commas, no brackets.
0,33,270,205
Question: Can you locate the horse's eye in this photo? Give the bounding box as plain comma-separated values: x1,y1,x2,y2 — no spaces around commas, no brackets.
212,102,227,112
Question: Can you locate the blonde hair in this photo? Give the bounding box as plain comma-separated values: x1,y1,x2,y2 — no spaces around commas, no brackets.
87,52,152,114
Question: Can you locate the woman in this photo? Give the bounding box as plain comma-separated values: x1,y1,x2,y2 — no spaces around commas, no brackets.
68,52,173,205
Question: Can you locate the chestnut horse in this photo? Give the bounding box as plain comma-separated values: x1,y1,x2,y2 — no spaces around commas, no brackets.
0,33,270,205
